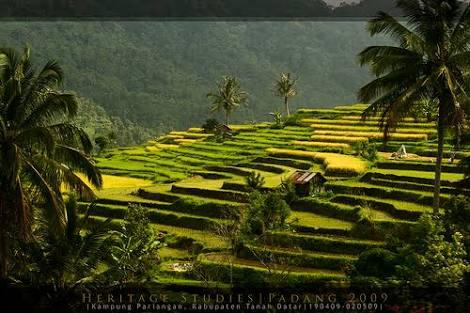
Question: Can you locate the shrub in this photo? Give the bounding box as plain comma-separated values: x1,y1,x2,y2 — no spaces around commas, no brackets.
353,141,378,162
244,191,291,235
284,114,302,126
201,118,220,133
352,248,399,279
107,205,164,282
270,112,285,129
278,178,298,204
245,171,266,190
443,195,470,251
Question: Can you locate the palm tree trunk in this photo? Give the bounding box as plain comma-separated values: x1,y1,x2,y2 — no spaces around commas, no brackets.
225,111,229,126
0,193,8,279
284,97,290,117
432,103,446,214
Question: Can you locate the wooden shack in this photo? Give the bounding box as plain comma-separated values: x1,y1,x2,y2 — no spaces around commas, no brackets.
289,170,327,196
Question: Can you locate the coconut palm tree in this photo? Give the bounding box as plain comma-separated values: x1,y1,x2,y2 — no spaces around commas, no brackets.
207,75,248,125
0,47,102,278
358,0,470,214
274,72,298,117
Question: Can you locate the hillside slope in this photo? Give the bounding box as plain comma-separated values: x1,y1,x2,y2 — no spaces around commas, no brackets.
82,104,468,286
0,21,388,130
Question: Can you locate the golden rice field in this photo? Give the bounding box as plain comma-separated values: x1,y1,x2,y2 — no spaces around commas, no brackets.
169,131,212,139
312,130,428,141
342,116,429,123
144,146,160,152
174,138,199,145
302,118,435,128
310,123,436,134
310,134,369,143
266,148,368,175
292,140,350,149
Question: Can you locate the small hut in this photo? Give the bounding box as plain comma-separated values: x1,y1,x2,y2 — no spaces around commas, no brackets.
216,124,233,138
289,170,327,197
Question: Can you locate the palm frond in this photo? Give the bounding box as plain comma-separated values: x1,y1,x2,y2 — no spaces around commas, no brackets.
22,157,67,234
20,92,78,128
54,145,102,189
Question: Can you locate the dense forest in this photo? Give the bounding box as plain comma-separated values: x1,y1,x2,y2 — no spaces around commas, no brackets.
0,21,388,138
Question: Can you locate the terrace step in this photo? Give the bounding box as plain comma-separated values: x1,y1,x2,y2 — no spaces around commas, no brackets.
237,244,356,271
265,232,384,255
330,195,422,220
235,162,286,174
362,172,458,187
86,203,221,231
376,161,461,173
170,185,249,203
189,170,233,180
205,165,252,177
136,188,181,203
326,181,448,207
365,177,460,195
221,181,272,193
253,156,313,170
201,253,346,278
291,198,361,222
292,225,351,237
188,143,259,156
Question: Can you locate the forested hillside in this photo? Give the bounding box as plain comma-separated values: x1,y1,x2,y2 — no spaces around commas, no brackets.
0,21,388,132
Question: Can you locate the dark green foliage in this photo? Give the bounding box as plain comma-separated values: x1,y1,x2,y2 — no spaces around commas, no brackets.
270,112,285,129
94,135,110,153
353,248,398,279
278,179,298,204
353,141,377,162
107,205,163,282
245,171,266,190
11,196,112,287
0,47,103,278
75,97,154,147
352,214,469,287
358,0,470,213
284,114,302,126
0,22,387,130
201,118,220,133
443,195,470,251
244,191,291,235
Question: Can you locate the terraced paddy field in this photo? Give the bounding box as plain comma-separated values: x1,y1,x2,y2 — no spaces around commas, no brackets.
85,104,469,287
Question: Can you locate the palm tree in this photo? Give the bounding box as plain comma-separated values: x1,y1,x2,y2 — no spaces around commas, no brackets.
357,0,470,214
274,72,298,117
13,197,111,289
0,47,102,278
207,75,248,125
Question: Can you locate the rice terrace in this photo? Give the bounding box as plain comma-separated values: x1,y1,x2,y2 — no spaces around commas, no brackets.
85,102,469,287
2,1,470,311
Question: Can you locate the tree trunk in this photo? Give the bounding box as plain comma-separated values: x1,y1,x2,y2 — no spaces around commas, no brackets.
433,103,446,215
0,192,8,279
225,111,229,126
455,124,461,151
284,97,290,117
